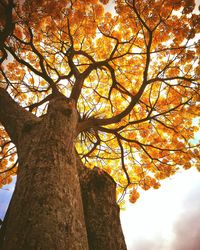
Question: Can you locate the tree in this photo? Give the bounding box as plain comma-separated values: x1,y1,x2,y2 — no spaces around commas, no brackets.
0,0,199,249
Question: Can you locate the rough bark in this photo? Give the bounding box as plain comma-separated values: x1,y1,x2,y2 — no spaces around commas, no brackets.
77,156,127,250
0,88,38,145
0,88,127,250
0,92,88,250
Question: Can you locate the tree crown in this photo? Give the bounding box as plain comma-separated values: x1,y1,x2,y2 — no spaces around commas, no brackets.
0,0,200,205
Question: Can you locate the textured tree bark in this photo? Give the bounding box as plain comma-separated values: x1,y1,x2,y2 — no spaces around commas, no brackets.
0,88,127,250
77,156,127,250
0,94,89,250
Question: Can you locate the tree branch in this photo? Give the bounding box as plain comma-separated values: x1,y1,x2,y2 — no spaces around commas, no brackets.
0,87,39,145
0,0,15,64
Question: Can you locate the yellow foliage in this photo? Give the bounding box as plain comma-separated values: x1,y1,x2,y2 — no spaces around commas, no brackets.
129,189,140,203
1,0,200,205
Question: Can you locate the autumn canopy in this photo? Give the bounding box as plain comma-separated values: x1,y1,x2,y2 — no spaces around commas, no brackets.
0,0,200,205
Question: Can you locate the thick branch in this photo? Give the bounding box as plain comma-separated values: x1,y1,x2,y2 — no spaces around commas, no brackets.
0,0,15,63
0,0,15,46
0,88,39,145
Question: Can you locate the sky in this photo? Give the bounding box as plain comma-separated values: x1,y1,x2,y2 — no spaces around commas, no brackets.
120,168,200,250
120,121,200,250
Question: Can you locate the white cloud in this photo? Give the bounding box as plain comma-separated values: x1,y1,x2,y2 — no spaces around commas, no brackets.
170,185,200,250
120,168,200,250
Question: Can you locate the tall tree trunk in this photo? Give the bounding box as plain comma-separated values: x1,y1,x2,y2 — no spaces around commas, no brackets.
0,88,127,249
77,156,127,250
0,92,88,250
